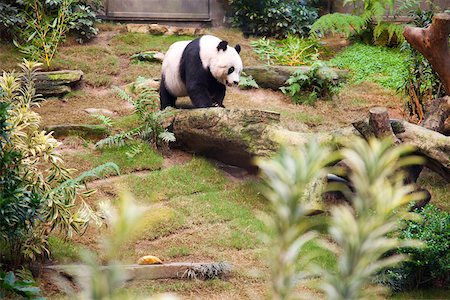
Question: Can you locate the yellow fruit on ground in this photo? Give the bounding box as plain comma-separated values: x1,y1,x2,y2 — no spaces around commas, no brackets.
137,255,163,265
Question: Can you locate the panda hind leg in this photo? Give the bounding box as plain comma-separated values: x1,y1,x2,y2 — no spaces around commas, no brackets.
159,77,177,110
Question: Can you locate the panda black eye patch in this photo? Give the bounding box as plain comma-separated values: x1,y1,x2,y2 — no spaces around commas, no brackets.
227,67,235,75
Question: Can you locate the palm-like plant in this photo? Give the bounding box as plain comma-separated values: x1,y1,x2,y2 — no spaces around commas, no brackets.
259,138,424,299
258,141,337,300
319,138,423,299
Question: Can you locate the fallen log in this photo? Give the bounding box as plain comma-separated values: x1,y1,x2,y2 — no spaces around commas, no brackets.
34,70,83,97
46,262,231,281
165,108,450,181
243,65,348,90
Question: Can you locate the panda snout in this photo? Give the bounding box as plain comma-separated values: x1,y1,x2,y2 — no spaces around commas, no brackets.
226,80,238,87
233,80,239,85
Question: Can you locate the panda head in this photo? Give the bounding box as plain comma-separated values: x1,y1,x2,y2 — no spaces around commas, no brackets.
205,38,243,87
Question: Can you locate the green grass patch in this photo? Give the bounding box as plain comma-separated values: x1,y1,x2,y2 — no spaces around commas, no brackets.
166,246,191,258
124,158,228,202
94,141,163,174
110,33,194,56
418,172,450,211
48,236,82,263
71,141,163,175
113,114,141,132
281,111,325,127
330,43,408,90
0,44,23,72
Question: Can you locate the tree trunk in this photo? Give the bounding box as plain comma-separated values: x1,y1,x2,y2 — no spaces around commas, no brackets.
422,96,450,134
403,13,450,94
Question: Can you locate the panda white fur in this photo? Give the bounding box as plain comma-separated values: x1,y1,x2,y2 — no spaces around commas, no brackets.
160,35,243,109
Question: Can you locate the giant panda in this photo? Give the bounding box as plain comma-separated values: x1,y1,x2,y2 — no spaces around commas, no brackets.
160,35,243,109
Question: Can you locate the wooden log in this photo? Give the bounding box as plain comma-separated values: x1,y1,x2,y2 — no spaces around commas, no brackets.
243,65,348,90
165,108,450,182
167,107,357,171
422,96,450,134
46,262,231,281
403,13,450,94
369,106,401,143
33,70,83,97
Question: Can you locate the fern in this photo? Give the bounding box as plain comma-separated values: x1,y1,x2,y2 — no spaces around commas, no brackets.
92,114,113,127
310,13,366,38
239,72,259,89
113,85,133,104
158,131,176,143
125,143,143,159
373,22,405,44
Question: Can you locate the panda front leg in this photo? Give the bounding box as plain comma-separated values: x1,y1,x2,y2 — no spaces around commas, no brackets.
186,82,214,108
211,85,226,108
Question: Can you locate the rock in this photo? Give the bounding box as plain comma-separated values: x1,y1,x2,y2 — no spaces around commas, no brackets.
34,70,84,97
130,51,165,63
84,108,116,116
149,24,168,35
134,78,160,92
126,24,149,33
243,66,348,90
45,124,110,139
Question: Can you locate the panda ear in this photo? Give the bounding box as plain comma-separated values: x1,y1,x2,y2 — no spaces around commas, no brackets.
217,40,228,52
235,44,241,54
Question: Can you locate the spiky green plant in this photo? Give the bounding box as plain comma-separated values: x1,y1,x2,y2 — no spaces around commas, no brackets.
258,141,337,300
318,138,424,299
259,138,424,299
96,79,174,150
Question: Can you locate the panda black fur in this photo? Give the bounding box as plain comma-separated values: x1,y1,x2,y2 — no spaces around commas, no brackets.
160,35,243,109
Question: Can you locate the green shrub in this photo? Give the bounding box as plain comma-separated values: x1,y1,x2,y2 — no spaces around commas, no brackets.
280,61,341,105
68,0,102,43
250,35,320,66
381,205,450,291
228,0,318,38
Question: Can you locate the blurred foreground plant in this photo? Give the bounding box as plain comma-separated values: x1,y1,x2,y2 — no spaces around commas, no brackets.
258,138,424,299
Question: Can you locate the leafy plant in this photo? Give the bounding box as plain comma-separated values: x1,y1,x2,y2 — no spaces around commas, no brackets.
228,0,318,38
258,138,424,299
238,72,259,90
68,0,101,44
280,61,341,105
0,270,43,299
0,2,22,40
310,0,408,46
380,205,450,291
96,77,175,150
14,0,74,67
0,60,119,266
251,35,320,66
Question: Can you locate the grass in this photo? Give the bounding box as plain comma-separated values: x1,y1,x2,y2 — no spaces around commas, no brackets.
48,236,82,263
330,43,409,90
418,170,450,211
281,111,325,127
110,33,194,56
67,141,163,175
0,44,22,71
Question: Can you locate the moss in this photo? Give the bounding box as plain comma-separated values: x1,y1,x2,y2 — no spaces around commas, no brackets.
46,71,83,81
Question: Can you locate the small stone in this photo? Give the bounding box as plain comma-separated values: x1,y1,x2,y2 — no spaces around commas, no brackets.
134,78,160,92
84,108,116,116
127,24,149,33
149,24,168,35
